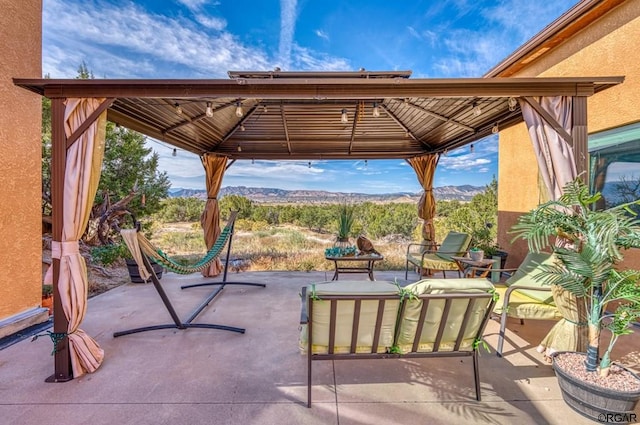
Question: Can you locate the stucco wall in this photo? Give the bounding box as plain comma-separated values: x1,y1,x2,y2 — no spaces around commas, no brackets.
0,0,43,321
498,0,640,268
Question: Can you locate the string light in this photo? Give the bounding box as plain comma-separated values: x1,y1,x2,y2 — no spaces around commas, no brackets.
508,97,518,112
174,103,183,115
240,124,245,132
372,102,380,118
252,158,255,164
206,102,213,117
235,101,244,117
472,102,482,117
308,161,311,168
262,104,268,113
492,123,499,134
237,145,242,152
364,159,368,169
341,109,348,123
172,148,177,157
470,144,475,153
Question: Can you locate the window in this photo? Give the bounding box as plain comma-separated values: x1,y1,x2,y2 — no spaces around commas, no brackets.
589,122,640,215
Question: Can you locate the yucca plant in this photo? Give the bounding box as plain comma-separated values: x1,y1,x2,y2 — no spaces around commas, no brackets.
510,178,640,377
336,203,355,242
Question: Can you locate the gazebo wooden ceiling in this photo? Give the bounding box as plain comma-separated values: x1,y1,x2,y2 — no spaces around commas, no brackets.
15,70,623,160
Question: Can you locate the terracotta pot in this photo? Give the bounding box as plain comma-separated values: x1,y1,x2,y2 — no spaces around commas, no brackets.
41,295,53,315
552,351,640,423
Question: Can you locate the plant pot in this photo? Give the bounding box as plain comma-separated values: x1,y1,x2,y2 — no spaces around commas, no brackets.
334,237,351,249
469,250,484,261
126,258,163,283
552,351,640,423
41,295,53,316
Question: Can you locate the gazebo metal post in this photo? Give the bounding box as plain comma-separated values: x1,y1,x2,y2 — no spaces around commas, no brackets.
47,97,72,382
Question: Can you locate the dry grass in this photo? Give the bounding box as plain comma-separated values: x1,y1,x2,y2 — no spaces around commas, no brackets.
149,222,410,272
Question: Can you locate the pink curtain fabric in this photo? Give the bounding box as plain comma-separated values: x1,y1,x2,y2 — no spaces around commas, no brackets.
200,154,228,277
520,96,588,356
520,96,576,202
51,98,107,377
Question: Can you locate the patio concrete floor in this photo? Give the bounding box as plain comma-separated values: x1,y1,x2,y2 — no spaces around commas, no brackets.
2,269,640,425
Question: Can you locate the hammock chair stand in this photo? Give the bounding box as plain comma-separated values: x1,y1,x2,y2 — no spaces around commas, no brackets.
113,211,265,338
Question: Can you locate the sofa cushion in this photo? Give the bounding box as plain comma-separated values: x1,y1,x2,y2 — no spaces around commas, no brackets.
396,279,494,353
301,281,400,354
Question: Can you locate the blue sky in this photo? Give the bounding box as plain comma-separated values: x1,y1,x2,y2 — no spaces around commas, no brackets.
42,0,577,193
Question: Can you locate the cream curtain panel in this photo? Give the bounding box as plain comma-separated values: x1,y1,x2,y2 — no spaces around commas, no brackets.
200,154,228,277
49,98,107,377
408,154,440,247
520,96,588,356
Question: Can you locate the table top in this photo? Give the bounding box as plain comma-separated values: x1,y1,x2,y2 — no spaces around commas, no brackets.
325,253,384,261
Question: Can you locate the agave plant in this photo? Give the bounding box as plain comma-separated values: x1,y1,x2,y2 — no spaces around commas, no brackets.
510,178,640,377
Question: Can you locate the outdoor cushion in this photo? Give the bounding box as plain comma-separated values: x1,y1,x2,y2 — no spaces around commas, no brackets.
504,252,556,303
300,281,401,354
396,278,495,353
492,284,563,320
435,232,472,261
416,253,462,270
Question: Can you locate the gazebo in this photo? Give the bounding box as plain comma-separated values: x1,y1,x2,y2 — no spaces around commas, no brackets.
14,70,622,382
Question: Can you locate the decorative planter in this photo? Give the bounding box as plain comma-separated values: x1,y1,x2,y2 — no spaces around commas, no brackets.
552,351,640,423
334,237,351,249
126,258,164,283
469,250,484,261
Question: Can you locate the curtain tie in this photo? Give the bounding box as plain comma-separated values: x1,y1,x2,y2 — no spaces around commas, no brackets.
207,197,217,200
563,318,588,326
51,241,80,259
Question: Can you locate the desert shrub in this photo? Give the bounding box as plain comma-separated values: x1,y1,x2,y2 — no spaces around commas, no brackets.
155,197,205,222
91,243,129,266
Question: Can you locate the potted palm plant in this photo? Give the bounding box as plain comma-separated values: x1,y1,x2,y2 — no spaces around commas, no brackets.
510,178,640,421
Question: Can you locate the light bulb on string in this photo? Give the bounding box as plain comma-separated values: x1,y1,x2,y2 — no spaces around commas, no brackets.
492,123,499,134
308,161,311,168
472,102,482,117
235,102,244,117
172,148,177,157
372,102,380,118
240,124,245,132
508,97,518,112
470,144,475,153
174,103,183,115
341,109,348,124
237,145,242,152
206,102,213,117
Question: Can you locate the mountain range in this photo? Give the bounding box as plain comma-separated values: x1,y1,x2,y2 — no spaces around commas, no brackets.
169,185,485,203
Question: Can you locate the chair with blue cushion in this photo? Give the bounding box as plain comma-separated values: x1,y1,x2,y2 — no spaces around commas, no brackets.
405,231,472,279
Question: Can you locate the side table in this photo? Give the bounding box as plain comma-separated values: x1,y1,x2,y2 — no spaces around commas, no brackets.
451,256,496,278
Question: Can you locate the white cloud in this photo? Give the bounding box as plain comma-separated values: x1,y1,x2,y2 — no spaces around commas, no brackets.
315,29,329,41
291,45,351,70
195,15,227,31
278,0,298,70
176,0,216,11
439,154,491,171
43,1,269,78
